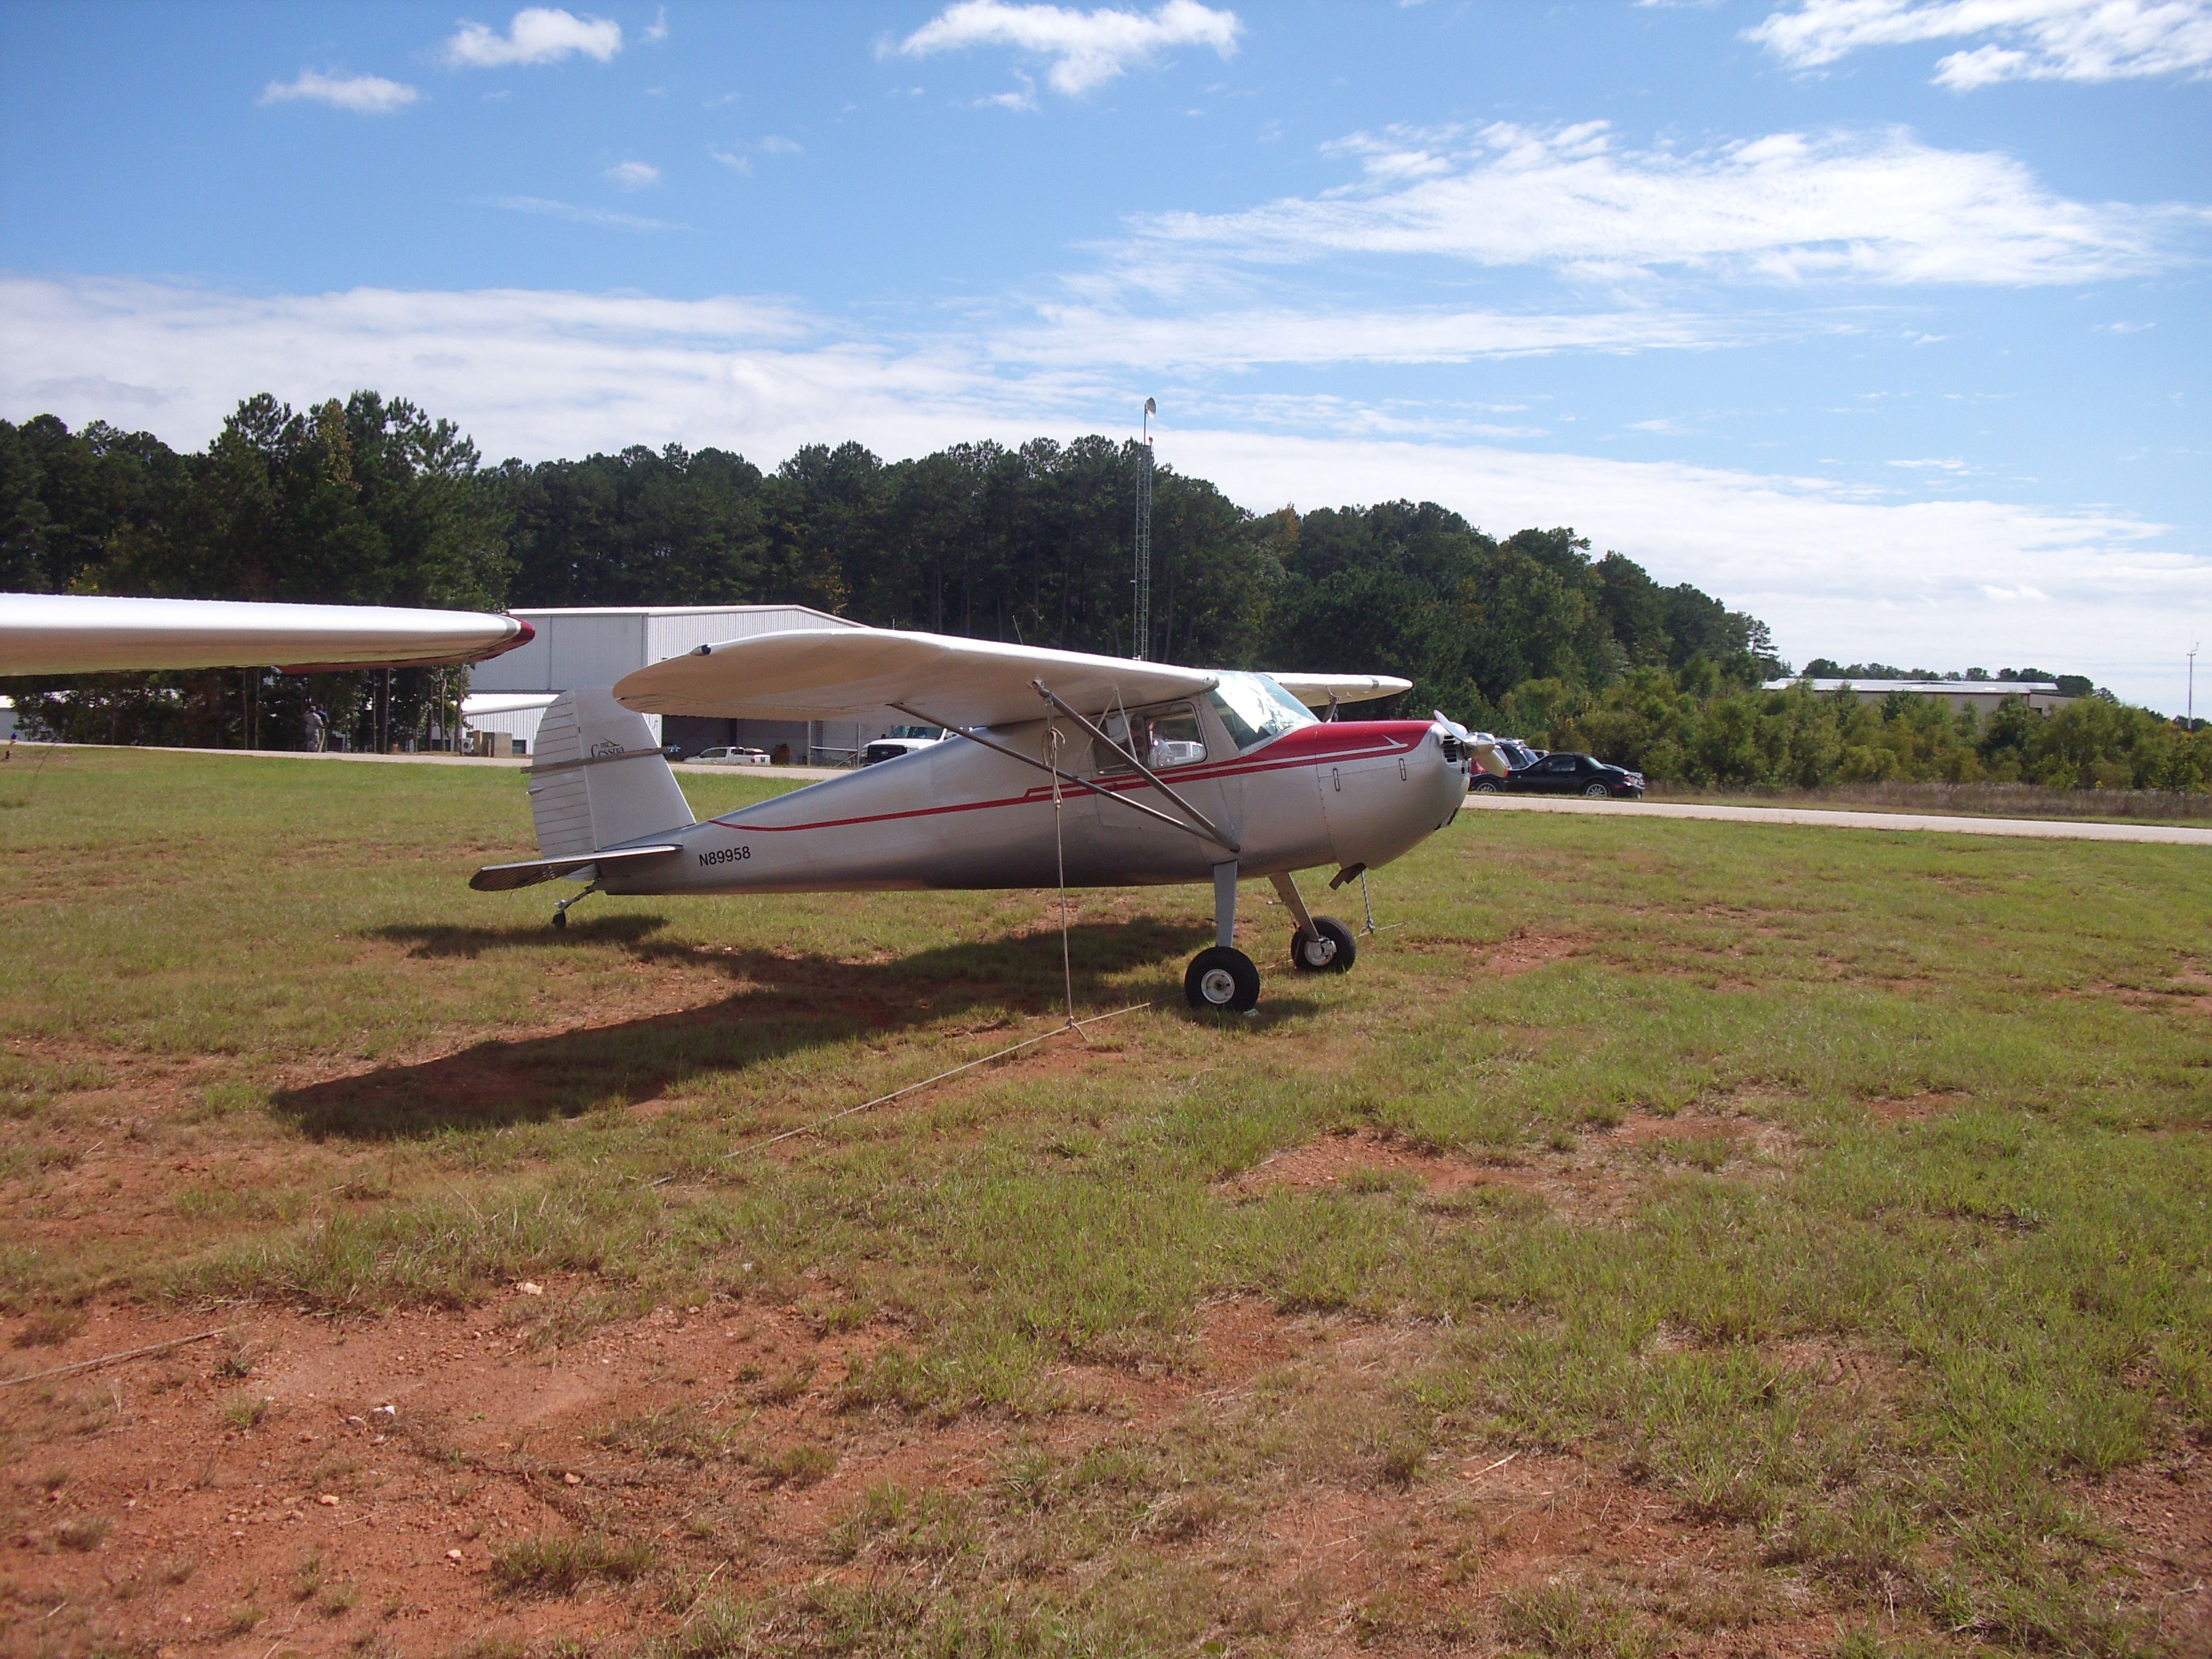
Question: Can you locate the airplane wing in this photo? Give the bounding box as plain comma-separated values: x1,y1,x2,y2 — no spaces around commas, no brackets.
615,626,1216,729
0,594,534,675
1270,672,1412,709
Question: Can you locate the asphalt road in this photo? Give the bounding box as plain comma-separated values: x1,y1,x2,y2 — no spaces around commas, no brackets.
1464,794,2212,846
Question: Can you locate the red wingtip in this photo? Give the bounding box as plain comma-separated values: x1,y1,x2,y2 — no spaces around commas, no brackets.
466,615,535,663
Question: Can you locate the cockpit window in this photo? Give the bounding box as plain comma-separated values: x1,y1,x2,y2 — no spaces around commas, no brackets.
1097,705,1208,771
1207,672,1316,751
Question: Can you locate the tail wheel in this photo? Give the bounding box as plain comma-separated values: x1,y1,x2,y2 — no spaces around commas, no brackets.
1582,782,1609,798
1290,916,1358,975
1185,945,1261,1013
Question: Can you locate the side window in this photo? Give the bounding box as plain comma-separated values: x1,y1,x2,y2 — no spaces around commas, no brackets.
1098,705,1208,771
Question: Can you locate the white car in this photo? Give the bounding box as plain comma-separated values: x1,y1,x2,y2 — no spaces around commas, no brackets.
862,724,948,765
690,745,773,766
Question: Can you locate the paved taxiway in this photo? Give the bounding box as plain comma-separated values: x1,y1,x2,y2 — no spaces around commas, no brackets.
1466,794,2212,846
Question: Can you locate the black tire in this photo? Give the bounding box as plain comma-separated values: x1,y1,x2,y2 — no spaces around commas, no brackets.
1185,945,1261,1012
551,910,568,930
1582,782,1609,799
1290,916,1358,974
1470,777,1500,794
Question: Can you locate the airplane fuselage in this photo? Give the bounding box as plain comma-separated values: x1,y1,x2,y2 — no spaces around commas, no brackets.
594,714,1466,898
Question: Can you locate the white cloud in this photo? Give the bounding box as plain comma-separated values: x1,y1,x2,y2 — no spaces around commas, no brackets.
709,137,802,172
258,69,420,113
4,271,2204,708
1136,121,2204,286
1168,428,2207,703
979,75,1040,111
1003,302,1763,367
444,7,622,69
645,5,668,43
495,195,685,231
1749,0,2212,87
893,0,1241,95
605,160,662,189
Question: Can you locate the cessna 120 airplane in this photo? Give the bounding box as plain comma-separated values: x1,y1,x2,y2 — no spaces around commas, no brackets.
470,626,1470,1012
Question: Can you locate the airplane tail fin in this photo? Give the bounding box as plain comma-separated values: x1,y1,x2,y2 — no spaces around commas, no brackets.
526,687,695,859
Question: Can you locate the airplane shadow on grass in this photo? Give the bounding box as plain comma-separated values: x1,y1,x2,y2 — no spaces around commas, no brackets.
275,916,1321,1141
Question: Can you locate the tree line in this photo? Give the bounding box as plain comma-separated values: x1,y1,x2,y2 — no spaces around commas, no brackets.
4,394,2204,792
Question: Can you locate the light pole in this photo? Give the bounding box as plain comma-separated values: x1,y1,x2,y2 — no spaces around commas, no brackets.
2190,641,2200,728
1132,397,1156,661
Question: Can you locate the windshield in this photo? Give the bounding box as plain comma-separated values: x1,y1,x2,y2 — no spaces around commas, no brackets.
1207,671,1317,751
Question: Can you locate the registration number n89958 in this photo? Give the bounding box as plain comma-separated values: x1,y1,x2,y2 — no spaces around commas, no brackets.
697,845,751,866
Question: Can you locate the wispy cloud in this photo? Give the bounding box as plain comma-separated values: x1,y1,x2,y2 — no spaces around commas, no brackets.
444,7,622,69
258,69,420,113
1133,121,2206,286
1748,0,2212,89
494,195,685,230
644,5,668,43
979,75,1040,111
1004,302,1766,367
892,0,1241,96
605,160,662,189
708,136,803,173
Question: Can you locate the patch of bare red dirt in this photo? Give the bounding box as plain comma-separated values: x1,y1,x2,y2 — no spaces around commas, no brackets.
1216,1128,1492,1198
2083,1444,2212,1656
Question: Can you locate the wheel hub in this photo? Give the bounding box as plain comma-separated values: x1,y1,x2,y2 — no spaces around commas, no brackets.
1199,967,1239,1004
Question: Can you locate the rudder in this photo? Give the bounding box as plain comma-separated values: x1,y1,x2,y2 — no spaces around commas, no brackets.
527,688,695,858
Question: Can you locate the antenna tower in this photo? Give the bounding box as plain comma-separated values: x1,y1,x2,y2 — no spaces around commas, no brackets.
1132,398,1156,660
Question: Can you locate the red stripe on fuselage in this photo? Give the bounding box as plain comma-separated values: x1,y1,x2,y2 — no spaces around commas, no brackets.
711,720,1434,835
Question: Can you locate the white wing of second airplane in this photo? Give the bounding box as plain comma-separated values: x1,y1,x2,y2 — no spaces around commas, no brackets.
0,593,534,675
1269,673,1412,709
614,626,1216,729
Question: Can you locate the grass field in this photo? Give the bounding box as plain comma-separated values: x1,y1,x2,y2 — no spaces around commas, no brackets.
1,746,2208,1658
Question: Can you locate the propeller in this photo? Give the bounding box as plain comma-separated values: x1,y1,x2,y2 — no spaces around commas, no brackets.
1432,708,1475,769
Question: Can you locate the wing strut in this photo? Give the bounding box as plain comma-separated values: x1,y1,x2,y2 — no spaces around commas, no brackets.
1028,680,1239,853
891,700,1240,856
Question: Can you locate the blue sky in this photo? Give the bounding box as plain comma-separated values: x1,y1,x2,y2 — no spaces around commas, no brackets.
2,0,2208,709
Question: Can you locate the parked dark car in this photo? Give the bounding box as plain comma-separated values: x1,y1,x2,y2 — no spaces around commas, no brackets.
1469,750,1645,799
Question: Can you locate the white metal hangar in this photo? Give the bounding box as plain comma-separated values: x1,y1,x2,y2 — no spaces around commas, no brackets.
464,603,892,762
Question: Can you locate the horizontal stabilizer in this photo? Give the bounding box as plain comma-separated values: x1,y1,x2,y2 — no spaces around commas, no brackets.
1270,673,1412,709
615,626,1214,728
469,843,681,893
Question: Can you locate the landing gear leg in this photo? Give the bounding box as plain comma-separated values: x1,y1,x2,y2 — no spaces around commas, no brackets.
1184,860,1261,1011
1273,872,1356,974
551,881,600,930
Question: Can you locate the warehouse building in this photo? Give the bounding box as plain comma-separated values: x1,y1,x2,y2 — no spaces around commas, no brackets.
1761,677,2077,716
464,604,894,762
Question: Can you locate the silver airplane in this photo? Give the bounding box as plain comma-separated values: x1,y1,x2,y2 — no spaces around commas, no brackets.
472,628,1470,1011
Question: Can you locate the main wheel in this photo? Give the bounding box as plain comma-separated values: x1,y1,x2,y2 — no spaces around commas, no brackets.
1185,945,1261,1013
1470,777,1500,794
1582,782,1609,799
1290,916,1358,974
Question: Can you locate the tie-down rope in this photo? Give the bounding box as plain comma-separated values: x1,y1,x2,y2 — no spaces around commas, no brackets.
714,718,1131,1169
